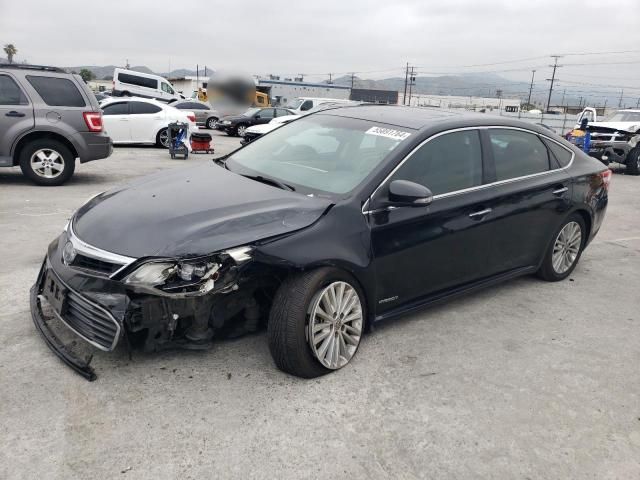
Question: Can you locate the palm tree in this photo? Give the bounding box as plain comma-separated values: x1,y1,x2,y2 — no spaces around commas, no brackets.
3,44,17,64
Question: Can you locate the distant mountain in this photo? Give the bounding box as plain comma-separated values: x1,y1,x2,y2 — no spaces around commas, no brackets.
334,73,530,100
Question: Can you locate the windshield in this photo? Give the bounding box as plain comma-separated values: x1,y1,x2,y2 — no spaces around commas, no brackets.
286,99,304,109
243,107,260,117
603,111,640,122
226,114,413,195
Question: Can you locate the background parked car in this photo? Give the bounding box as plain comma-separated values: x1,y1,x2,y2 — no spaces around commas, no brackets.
172,100,222,129
241,114,299,144
111,68,184,103
101,97,195,147
0,64,112,186
218,107,296,136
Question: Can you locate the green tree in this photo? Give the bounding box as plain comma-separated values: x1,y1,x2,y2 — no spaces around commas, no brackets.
79,68,95,83
3,44,17,64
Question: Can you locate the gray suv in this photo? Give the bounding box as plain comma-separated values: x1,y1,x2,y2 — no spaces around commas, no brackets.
0,64,112,186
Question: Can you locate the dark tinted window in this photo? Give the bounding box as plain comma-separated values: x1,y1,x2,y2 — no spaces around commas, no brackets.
129,101,162,114
391,130,483,196
0,74,28,105
488,129,551,181
543,138,573,167
275,108,293,117
176,102,207,110
300,100,313,111
26,76,85,107
118,73,158,89
256,108,274,119
102,102,129,115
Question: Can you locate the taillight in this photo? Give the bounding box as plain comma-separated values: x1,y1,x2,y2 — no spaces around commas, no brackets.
83,111,103,132
187,114,196,123
599,169,612,190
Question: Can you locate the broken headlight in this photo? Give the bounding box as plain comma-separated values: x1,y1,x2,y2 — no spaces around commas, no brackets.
122,247,252,297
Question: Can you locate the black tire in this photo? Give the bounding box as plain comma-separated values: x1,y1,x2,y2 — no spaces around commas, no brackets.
122,91,131,97
205,117,218,129
18,139,75,186
268,267,366,378
537,213,586,282
234,124,248,137
626,146,640,176
156,128,170,148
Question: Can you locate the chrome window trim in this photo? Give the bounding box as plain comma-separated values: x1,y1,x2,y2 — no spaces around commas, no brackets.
362,125,575,214
40,261,121,352
68,220,136,275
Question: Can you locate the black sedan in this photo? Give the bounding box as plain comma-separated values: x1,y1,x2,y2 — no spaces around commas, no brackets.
30,105,609,380
218,107,296,137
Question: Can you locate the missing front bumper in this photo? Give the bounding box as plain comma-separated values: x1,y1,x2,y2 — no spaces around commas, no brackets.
30,283,97,381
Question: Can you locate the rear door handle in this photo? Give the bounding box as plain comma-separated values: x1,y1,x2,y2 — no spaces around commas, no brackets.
552,186,569,195
469,208,492,219
5,111,26,117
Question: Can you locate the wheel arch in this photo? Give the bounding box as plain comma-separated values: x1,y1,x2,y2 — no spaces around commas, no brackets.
12,131,78,166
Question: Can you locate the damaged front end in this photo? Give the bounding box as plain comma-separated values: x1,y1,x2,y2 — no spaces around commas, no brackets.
584,126,640,165
30,222,281,380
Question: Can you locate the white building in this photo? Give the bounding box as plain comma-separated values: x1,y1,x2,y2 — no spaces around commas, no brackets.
256,77,351,106
401,93,521,112
168,76,206,97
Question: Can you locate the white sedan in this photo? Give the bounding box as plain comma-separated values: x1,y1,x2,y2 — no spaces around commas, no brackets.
101,97,196,147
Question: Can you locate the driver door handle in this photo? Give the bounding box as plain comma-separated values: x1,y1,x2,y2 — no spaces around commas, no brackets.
552,186,569,195
5,111,26,117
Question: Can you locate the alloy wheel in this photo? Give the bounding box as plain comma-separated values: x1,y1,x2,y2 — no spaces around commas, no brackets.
237,125,247,137
30,149,65,178
207,118,218,129
552,221,582,274
307,281,363,370
159,129,170,147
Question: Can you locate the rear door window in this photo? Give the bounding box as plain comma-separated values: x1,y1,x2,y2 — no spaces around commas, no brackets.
275,108,293,117
129,102,162,114
487,129,551,181
257,108,275,119
0,74,29,105
26,75,86,107
102,102,129,115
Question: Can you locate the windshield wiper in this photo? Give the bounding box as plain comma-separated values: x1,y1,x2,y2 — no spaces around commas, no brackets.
240,174,295,191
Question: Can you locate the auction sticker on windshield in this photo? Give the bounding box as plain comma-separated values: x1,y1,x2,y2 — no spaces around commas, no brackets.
365,126,411,140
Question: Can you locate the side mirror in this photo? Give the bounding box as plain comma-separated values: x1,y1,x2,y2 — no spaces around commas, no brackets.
388,180,433,206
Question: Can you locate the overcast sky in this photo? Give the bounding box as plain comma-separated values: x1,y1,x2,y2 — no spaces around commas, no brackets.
2,0,640,90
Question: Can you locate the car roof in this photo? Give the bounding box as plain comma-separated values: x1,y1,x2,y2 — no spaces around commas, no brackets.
316,104,554,134
101,96,165,106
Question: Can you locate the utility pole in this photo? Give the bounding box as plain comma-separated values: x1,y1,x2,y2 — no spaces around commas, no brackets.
618,89,624,108
408,66,416,106
545,55,562,112
560,89,566,108
636,97,640,108
196,64,199,87
125,59,130,69
526,69,536,106
328,73,333,84
350,73,355,89
403,62,409,105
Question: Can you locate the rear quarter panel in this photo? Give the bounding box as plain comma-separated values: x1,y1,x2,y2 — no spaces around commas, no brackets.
567,148,609,243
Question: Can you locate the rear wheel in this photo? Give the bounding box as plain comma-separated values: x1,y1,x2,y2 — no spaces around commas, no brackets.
156,128,170,148
268,268,365,378
626,146,640,175
19,139,75,186
537,214,586,281
206,117,218,129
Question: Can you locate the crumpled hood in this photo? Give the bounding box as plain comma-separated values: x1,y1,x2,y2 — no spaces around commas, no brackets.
588,121,639,133
73,163,332,258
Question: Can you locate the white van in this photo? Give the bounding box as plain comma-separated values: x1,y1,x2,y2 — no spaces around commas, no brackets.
112,68,184,103
285,97,352,113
